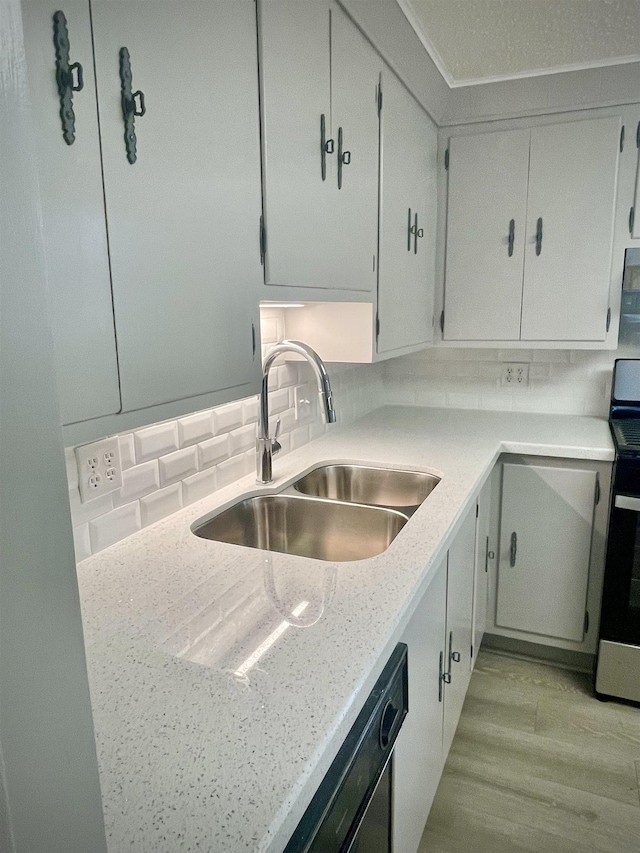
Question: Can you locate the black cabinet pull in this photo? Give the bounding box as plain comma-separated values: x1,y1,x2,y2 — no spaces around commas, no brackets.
119,47,145,164
379,700,399,748
508,218,515,257
409,212,424,254
337,127,351,189
535,217,543,256
510,531,518,567
53,11,84,145
320,114,334,182
407,208,412,252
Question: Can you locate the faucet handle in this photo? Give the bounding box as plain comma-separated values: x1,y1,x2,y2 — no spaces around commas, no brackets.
272,417,282,455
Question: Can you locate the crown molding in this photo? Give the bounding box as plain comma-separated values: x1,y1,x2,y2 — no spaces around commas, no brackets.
396,0,640,90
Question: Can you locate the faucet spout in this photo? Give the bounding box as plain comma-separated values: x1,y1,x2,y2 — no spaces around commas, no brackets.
257,340,336,484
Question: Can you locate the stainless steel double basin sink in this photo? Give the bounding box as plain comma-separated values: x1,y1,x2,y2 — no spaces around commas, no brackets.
193,464,440,562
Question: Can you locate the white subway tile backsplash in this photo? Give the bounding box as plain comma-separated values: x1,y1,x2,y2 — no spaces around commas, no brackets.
159,446,198,487
178,411,214,448
118,433,136,470
89,502,141,553
141,483,183,526
115,460,160,506
198,434,230,469
135,422,179,463
66,361,386,557
229,424,256,455
182,468,217,505
212,402,243,435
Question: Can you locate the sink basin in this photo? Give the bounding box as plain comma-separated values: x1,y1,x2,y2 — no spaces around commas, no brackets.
193,494,408,562
291,464,440,514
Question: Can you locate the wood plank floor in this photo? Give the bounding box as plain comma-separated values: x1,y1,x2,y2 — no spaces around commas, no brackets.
419,650,640,853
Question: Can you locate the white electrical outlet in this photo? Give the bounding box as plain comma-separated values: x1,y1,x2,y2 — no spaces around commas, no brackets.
501,363,530,387
294,385,316,423
76,436,123,502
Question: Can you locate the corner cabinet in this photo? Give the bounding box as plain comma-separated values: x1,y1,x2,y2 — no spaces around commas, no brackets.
24,0,263,435
442,114,622,346
487,456,612,655
393,490,490,853
258,0,380,295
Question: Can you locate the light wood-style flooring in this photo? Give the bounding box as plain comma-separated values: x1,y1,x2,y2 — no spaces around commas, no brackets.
419,650,640,853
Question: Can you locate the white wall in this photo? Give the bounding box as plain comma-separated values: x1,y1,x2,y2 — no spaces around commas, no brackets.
0,1,107,850
383,346,639,415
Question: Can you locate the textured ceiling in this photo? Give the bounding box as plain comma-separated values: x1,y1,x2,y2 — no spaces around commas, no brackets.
400,0,640,84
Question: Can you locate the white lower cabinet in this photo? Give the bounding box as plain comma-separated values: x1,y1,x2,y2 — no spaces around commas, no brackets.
393,499,482,853
488,456,612,655
393,557,447,853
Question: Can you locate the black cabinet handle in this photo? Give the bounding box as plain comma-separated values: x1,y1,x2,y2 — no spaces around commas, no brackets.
119,47,145,164
407,208,412,252
53,11,84,145
337,127,351,189
320,114,334,182
409,212,424,254
508,218,515,257
535,217,543,256
510,531,518,567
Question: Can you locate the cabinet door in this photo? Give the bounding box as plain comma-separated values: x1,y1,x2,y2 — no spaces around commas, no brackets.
521,117,620,341
91,1,262,412
23,0,120,424
443,506,476,754
471,482,491,668
393,558,447,853
329,4,380,293
377,69,437,355
497,463,597,642
258,0,335,289
443,129,529,341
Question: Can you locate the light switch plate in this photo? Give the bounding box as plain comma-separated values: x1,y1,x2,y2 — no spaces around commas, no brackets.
76,436,123,502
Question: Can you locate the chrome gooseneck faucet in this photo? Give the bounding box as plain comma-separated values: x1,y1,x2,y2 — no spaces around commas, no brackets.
257,340,336,484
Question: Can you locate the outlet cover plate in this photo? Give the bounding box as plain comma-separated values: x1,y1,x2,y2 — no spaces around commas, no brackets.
501,363,530,387
76,436,123,502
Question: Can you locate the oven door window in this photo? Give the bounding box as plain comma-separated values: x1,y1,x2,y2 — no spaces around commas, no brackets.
601,495,640,642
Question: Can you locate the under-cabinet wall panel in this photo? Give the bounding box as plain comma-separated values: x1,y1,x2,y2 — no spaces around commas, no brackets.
91,0,262,412
23,0,121,424
521,117,620,342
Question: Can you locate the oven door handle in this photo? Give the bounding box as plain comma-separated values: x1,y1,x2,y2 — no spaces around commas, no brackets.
614,494,640,512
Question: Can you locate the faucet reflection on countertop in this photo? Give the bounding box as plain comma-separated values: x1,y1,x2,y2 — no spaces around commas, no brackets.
257,340,337,484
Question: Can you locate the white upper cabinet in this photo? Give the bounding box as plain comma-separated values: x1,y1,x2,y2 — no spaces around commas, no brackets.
443,114,621,345
91,0,263,413
377,69,437,355
23,0,121,425
258,0,334,290
521,118,620,341
444,129,529,342
329,4,380,293
259,0,380,293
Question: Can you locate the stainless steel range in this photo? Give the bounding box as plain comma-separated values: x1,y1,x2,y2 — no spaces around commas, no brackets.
595,359,640,703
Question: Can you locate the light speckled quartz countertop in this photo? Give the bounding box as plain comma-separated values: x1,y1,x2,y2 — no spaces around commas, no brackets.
75,406,614,853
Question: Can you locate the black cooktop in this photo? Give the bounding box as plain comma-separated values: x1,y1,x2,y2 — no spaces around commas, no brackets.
611,419,640,455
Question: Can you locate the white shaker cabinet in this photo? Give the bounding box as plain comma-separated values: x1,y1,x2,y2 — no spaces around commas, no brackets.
258,0,379,293
497,462,597,643
23,0,121,425
393,558,447,853
443,115,621,344
377,69,437,355
91,0,263,413
471,479,492,667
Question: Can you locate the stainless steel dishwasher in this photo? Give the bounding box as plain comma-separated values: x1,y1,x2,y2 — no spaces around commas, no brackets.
285,643,408,853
